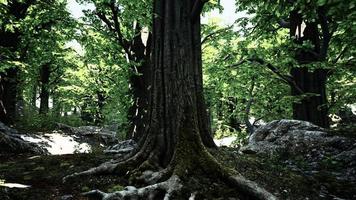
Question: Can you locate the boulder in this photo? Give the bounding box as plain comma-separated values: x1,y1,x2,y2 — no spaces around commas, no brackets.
241,119,356,184
0,122,47,154
240,119,353,156
56,123,118,145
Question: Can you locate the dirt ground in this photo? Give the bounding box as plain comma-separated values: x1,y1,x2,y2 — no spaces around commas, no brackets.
0,147,355,200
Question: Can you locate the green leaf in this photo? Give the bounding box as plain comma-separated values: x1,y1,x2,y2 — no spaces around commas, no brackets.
317,0,327,6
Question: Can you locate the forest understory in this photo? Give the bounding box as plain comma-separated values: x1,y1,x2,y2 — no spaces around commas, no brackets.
1,0,355,199
1,125,355,200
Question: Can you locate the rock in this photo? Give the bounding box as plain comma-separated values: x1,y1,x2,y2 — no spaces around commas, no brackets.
241,119,356,196
60,195,73,200
0,122,47,154
56,123,118,145
240,119,352,156
104,139,137,154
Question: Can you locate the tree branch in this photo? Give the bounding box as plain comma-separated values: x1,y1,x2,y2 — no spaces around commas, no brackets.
226,59,247,68
317,6,332,61
332,45,348,64
95,2,131,56
278,19,290,28
247,58,304,94
201,26,233,44
95,11,115,33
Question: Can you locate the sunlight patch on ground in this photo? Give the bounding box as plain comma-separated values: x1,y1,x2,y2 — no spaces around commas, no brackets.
214,136,237,147
0,179,30,188
349,104,356,114
21,133,91,155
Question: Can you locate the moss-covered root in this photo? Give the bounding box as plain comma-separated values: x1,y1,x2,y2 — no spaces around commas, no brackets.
83,175,183,200
227,175,278,200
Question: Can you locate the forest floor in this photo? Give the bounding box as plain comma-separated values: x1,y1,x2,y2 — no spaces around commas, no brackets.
1,144,355,200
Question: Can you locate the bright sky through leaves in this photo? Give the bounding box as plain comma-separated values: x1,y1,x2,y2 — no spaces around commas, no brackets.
66,0,242,25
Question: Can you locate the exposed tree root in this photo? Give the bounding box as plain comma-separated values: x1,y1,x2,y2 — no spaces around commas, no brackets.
82,175,182,200
63,161,119,183
62,141,154,182
63,138,278,199
227,175,277,200
63,118,278,199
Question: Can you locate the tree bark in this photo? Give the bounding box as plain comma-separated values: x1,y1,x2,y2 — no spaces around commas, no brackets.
95,91,105,125
0,68,18,124
64,1,276,199
31,82,38,108
289,11,329,128
228,97,241,132
0,0,36,124
52,94,61,118
126,27,152,141
39,64,50,115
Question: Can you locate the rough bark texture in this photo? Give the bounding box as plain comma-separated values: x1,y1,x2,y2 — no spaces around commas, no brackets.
289,11,329,128
65,1,277,200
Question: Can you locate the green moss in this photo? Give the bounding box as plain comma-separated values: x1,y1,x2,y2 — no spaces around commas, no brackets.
108,184,125,193
81,186,90,192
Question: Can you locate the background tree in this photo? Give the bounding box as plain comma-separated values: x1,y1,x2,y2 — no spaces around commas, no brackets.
202,20,292,139
233,0,356,128
78,0,152,140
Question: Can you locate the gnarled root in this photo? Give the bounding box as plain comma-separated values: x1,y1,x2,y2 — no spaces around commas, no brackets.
63,161,119,183
227,175,277,200
83,175,182,200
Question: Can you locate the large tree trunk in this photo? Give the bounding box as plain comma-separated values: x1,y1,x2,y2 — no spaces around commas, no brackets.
66,1,276,199
0,0,36,124
39,64,50,115
0,68,18,124
0,22,20,124
289,11,329,128
145,0,216,163
291,68,329,128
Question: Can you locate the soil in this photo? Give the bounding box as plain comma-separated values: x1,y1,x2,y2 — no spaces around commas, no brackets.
0,147,355,199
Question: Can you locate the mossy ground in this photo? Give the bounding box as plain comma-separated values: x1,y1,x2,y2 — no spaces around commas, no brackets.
0,147,354,200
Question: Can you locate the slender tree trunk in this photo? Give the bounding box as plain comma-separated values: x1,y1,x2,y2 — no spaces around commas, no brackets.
245,77,256,134
95,91,105,125
289,11,329,128
126,29,152,140
228,97,241,132
31,81,38,108
52,94,61,118
39,64,50,114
